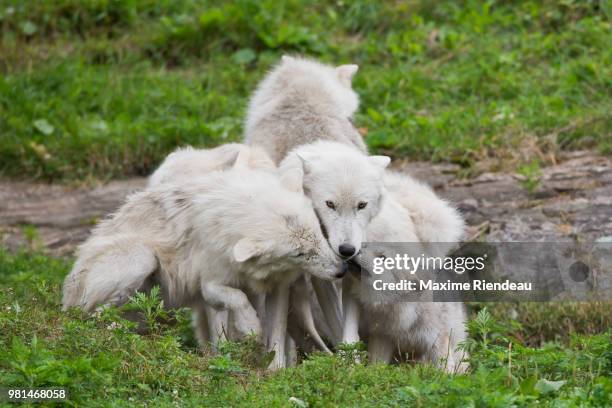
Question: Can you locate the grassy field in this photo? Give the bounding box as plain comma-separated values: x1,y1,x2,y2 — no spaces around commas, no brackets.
0,249,610,406
0,0,610,180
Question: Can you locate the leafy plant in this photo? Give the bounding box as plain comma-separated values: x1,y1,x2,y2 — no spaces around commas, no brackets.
123,286,169,334
207,341,245,384
517,160,542,193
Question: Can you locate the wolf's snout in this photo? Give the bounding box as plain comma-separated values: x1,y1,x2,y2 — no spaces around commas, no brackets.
334,262,348,278
338,243,356,258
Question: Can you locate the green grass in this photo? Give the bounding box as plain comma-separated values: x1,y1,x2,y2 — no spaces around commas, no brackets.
0,0,610,180
0,249,610,406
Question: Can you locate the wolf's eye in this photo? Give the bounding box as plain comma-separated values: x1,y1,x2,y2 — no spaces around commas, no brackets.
294,252,305,258
357,201,368,210
325,201,336,210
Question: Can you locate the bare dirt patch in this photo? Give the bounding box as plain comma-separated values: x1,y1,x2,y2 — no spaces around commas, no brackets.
1,151,611,256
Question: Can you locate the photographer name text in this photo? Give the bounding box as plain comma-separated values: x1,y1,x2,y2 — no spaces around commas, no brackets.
372,279,532,292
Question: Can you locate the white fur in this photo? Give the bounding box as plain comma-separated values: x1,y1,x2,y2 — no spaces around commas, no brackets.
280,140,390,258
243,56,390,352
150,144,275,349
150,144,335,369
244,56,367,163
62,148,343,370
148,143,275,188
243,56,467,370
344,170,469,372
274,141,389,347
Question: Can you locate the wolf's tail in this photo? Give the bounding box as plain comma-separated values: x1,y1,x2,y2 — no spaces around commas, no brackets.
310,278,343,345
290,277,332,354
62,235,158,312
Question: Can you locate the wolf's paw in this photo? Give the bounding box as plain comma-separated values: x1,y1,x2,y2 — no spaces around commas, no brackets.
267,354,285,371
437,355,469,374
449,360,469,374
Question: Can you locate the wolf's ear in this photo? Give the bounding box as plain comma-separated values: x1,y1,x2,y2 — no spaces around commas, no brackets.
233,238,261,263
369,155,391,169
233,149,251,169
226,150,242,169
280,167,304,193
336,64,359,86
296,153,312,175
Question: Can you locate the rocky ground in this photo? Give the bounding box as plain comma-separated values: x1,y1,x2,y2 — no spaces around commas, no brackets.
1,150,611,257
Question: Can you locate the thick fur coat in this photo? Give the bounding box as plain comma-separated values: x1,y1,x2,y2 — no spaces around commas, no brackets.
62,148,343,364
148,143,275,188
244,57,391,351
244,55,367,163
345,171,469,372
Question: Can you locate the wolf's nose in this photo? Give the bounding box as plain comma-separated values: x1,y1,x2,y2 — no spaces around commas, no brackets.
339,244,356,258
335,262,348,278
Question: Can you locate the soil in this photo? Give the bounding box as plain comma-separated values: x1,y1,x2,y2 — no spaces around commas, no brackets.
1,150,611,257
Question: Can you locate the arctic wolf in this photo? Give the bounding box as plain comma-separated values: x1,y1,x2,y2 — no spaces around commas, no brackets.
244,55,367,163
62,148,344,369
147,144,334,368
278,140,389,344
244,56,389,347
344,171,469,372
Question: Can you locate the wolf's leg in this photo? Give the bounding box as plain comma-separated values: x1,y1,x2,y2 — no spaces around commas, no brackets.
422,330,460,373
265,285,290,370
368,334,393,364
341,278,361,344
204,305,229,348
285,334,298,367
424,328,469,374
233,291,264,342
311,278,343,344
248,292,266,328
201,283,261,338
191,300,210,347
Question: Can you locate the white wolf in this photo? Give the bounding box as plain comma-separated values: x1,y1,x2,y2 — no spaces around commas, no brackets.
343,171,469,372
279,141,390,344
244,56,468,370
147,144,333,367
244,56,390,347
62,148,344,369
244,55,367,164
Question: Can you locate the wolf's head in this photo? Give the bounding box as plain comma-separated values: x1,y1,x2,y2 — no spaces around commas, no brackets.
277,55,360,119
281,141,390,260
228,151,345,281
246,56,360,130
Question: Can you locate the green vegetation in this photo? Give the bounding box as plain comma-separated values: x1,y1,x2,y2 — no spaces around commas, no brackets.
517,160,542,193
0,0,610,180
0,249,610,406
